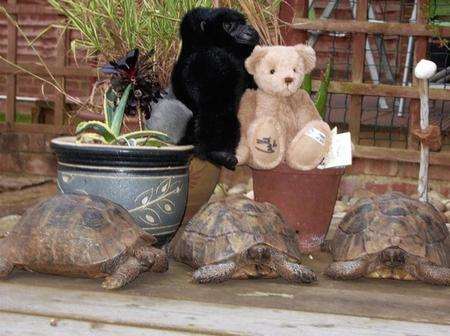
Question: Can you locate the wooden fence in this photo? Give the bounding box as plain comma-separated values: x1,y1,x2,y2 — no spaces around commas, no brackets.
0,0,98,135
1,0,450,167
279,0,450,166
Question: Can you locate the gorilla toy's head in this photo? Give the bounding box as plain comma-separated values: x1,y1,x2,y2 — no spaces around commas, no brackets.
180,7,260,55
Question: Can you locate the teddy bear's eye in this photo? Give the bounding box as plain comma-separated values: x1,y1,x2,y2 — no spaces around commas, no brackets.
293,68,297,73
270,69,275,74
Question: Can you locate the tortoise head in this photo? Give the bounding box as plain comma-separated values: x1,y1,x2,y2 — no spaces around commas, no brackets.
380,247,406,268
247,244,271,264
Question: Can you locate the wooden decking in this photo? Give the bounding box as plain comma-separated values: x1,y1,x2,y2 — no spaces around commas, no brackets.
1,251,449,335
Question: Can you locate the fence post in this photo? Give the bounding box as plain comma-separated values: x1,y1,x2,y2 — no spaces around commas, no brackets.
5,0,17,129
348,0,368,144
408,0,428,149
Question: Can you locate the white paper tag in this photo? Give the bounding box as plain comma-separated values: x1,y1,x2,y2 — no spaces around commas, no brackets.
318,129,353,169
306,127,326,146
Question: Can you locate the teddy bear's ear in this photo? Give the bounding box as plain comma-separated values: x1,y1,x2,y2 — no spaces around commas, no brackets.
294,44,316,74
245,46,269,75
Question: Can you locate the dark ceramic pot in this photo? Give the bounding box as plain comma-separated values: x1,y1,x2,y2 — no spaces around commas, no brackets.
51,137,193,246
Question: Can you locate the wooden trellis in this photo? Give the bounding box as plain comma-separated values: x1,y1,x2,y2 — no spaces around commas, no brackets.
0,0,450,167
280,0,450,166
0,0,98,135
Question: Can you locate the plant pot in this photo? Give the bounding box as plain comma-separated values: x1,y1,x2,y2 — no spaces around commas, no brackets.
184,158,221,223
51,136,193,246
252,164,345,253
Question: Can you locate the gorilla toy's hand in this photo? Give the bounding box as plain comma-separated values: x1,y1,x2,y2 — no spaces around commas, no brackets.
207,151,238,171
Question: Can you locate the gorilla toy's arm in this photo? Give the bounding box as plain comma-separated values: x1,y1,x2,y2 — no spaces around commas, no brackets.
173,48,244,170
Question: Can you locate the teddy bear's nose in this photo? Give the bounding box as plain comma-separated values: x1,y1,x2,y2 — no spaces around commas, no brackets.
284,77,294,84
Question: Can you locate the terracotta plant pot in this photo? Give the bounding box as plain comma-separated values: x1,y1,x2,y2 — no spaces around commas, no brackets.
252,164,345,253
183,158,221,223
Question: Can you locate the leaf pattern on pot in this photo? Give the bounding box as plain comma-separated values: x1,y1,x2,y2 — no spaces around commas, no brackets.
130,177,184,226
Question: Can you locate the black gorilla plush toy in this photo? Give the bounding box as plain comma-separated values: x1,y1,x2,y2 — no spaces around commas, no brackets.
172,7,259,170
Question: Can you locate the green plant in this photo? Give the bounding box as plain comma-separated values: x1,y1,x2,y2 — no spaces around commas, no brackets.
48,0,213,85
314,61,332,119
76,84,170,146
222,0,284,45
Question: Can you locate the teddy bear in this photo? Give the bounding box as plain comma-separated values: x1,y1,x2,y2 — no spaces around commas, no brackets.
236,44,332,171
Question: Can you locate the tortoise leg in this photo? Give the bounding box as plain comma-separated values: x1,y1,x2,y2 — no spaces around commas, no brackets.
193,262,237,284
405,257,450,286
269,250,317,284
101,257,146,290
0,257,14,278
135,246,169,273
325,256,379,280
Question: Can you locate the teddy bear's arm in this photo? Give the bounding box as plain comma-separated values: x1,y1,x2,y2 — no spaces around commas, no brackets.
236,89,257,164
292,89,323,125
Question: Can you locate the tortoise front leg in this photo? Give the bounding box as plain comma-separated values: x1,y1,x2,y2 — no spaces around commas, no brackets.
405,257,450,286
0,256,14,278
101,257,146,290
193,262,237,284
269,250,317,284
325,255,379,280
135,246,169,273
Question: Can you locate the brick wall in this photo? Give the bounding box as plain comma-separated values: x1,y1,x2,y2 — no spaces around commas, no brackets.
0,0,92,114
340,159,450,198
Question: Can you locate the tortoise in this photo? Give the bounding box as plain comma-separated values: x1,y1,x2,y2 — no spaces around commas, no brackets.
169,195,317,284
325,192,450,285
0,194,168,289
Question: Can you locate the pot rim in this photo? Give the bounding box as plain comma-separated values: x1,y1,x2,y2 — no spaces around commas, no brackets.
252,163,345,175
51,136,194,152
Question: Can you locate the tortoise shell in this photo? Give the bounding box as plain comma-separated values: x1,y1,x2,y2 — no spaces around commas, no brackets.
169,195,302,268
330,192,448,266
1,194,155,277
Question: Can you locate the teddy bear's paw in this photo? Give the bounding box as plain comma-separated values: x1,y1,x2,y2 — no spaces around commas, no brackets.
235,143,250,166
287,120,331,171
248,117,285,170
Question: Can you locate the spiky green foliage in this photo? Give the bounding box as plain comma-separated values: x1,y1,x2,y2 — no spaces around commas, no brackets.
314,62,332,119
76,84,170,146
48,0,213,85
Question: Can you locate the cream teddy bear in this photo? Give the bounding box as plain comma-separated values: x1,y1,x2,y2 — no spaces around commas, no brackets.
236,44,331,170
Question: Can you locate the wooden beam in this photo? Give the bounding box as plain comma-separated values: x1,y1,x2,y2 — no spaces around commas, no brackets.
3,4,59,15
0,122,68,134
0,63,99,78
354,145,450,167
348,0,368,144
1,283,449,336
408,3,429,150
292,18,450,37
5,0,18,126
311,80,450,101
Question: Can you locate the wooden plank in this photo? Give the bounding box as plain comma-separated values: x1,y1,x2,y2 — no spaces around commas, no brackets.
5,0,18,126
0,312,188,336
311,80,450,100
0,283,449,336
54,29,67,126
408,3,429,150
3,258,450,326
348,0,367,144
0,63,99,78
292,18,450,37
279,0,309,45
3,4,59,15
354,145,450,166
0,122,68,134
